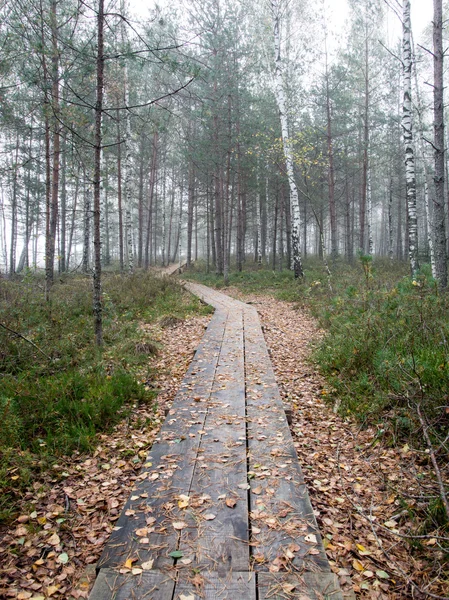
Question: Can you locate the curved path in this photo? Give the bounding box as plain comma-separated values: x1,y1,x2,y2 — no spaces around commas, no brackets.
89,283,348,599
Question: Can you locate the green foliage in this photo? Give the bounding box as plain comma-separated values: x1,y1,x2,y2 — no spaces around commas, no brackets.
0,270,209,521
305,261,449,430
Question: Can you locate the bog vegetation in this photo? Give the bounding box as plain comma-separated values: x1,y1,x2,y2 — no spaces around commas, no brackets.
0,271,210,521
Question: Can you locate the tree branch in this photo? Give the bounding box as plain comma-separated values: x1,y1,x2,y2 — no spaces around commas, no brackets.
0,322,52,361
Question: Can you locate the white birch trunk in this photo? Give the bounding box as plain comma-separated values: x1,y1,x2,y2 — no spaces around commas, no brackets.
402,0,419,276
424,181,436,277
367,157,373,255
388,180,394,261
256,166,262,266
271,0,303,278
413,35,436,277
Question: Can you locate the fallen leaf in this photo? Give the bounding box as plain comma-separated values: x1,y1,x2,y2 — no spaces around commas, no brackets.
178,494,189,509
353,559,365,572
124,557,137,569
173,521,188,530
376,570,390,579
141,560,154,570
57,552,69,564
225,498,237,508
203,513,216,520
46,586,59,597
47,533,60,546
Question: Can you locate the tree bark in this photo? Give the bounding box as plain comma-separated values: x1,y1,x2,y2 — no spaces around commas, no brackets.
271,0,303,278
93,0,105,346
432,0,447,287
402,0,419,276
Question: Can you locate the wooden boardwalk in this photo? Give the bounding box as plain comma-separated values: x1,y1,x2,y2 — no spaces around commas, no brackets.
89,283,348,599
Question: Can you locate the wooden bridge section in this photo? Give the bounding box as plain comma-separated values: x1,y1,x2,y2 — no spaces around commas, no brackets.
89,283,347,599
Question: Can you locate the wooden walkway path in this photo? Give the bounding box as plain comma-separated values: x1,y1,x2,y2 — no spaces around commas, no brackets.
89,283,348,599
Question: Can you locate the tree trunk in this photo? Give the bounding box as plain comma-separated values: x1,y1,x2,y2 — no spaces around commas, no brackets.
433,0,447,287
93,0,104,346
47,0,60,285
59,128,67,272
402,0,419,276
187,160,194,268
271,0,303,277
144,130,158,268
324,33,337,259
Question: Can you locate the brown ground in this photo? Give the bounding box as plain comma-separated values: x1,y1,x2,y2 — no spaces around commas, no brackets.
1,287,446,599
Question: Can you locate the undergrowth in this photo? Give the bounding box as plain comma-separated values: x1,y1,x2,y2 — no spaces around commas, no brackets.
187,257,449,447
0,270,210,521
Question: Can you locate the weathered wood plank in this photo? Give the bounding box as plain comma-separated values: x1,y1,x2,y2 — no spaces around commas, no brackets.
178,309,250,572
97,309,229,571
175,571,256,599
244,306,329,572
258,572,345,600
89,568,175,600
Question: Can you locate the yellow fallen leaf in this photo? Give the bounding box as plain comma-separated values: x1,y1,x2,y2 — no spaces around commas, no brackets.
46,586,59,597
124,557,137,569
352,559,365,572
178,494,189,509
356,544,372,556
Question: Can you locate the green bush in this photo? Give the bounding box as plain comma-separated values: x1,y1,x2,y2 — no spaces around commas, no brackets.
0,270,209,521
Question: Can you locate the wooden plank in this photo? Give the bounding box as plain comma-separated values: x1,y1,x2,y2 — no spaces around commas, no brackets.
97,309,229,571
177,309,250,573
243,306,329,572
89,568,175,600
175,571,256,599
258,572,345,600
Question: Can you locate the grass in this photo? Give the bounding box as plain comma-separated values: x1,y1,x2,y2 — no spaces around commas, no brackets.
0,269,211,521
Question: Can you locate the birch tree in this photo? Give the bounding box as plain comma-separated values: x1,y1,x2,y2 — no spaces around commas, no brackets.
432,0,447,287
270,0,303,278
402,0,418,277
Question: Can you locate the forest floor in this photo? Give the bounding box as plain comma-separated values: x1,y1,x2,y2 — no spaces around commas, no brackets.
0,284,445,599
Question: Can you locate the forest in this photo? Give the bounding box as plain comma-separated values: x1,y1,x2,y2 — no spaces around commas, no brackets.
0,0,449,598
